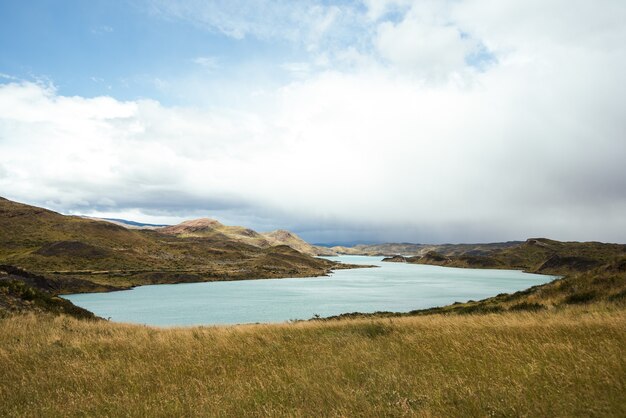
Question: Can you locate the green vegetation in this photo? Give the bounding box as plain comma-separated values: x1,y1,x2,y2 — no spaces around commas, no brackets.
1,307,624,417
0,281,96,321
0,280,95,320
0,265,103,319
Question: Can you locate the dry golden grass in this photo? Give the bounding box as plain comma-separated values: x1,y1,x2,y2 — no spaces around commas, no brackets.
1,305,625,417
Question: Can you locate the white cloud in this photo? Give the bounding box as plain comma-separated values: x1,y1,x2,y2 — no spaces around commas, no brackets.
0,73,19,81
1,1,625,243
452,0,626,53
91,25,114,35
192,56,219,70
375,16,475,77
363,0,412,21
281,62,312,78
146,0,353,46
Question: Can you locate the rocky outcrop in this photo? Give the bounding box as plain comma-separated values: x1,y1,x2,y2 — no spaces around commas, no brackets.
0,265,100,319
381,255,407,263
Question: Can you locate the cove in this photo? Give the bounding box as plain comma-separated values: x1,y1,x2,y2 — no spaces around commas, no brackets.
63,256,555,326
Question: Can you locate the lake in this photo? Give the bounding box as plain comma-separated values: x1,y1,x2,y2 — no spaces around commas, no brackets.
63,256,555,326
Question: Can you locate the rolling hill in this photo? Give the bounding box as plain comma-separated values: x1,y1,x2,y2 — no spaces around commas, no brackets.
159,218,336,256
0,197,343,292
382,238,626,274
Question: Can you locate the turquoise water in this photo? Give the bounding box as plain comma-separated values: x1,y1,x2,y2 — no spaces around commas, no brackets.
63,256,554,326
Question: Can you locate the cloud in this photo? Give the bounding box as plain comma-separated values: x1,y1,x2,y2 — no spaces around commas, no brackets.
0,73,19,81
91,25,114,35
363,0,412,21
374,11,477,77
192,56,219,70
145,0,354,46
1,1,625,243
281,62,312,79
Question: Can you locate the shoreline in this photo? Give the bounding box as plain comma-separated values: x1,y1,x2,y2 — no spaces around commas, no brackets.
61,258,557,327
53,261,376,296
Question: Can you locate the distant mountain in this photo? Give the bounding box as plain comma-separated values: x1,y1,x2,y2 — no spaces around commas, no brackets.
160,218,336,256
314,241,381,248
80,216,168,230
331,241,523,257
102,218,169,228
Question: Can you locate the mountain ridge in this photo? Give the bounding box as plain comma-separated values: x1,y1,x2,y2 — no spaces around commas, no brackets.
331,241,524,257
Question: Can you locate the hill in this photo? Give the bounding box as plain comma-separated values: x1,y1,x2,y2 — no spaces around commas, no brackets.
160,218,273,247
160,218,336,256
0,197,342,292
262,229,336,256
382,238,626,274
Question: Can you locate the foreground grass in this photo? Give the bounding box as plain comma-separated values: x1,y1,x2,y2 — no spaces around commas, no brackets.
1,306,625,417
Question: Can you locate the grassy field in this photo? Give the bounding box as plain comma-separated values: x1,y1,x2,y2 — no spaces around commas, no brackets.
1,305,624,417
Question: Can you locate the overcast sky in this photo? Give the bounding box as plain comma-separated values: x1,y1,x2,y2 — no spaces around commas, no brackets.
1,0,625,244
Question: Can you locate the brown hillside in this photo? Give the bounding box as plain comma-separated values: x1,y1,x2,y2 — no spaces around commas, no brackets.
0,197,341,292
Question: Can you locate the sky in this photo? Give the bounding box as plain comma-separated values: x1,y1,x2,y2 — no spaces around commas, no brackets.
1,0,625,244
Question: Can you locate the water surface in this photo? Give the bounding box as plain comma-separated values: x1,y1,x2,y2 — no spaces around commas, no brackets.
64,256,554,326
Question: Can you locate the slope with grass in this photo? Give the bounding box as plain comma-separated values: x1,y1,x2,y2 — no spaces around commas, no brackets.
0,197,342,292
383,238,626,274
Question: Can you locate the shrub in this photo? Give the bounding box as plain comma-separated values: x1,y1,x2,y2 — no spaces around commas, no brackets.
563,291,597,305
509,302,545,312
456,304,505,315
608,289,626,303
